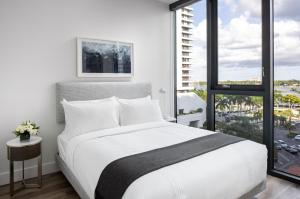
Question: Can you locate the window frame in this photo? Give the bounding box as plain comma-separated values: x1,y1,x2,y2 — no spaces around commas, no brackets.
210,0,265,91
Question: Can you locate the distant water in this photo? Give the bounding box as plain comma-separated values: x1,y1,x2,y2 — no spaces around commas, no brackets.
276,86,300,97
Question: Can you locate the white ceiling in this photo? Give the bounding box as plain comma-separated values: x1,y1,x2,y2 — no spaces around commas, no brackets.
154,0,177,4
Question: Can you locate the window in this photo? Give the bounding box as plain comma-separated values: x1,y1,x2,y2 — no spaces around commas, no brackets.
176,0,207,129
215,94,263,143
273,0,300,178
217,0,262,86
171,0,299,183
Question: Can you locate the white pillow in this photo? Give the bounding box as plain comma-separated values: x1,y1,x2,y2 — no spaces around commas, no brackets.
61,97,120,139
63,96,116,104
118,95,151,103
118,97,163,126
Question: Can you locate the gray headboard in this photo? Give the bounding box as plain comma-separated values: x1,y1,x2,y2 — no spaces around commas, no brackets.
56,81,152,123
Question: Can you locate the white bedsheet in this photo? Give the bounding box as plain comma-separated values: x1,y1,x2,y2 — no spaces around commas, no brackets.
60,121,267,199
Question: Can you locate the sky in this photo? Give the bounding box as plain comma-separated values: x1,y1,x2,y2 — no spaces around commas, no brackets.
189,0,300,82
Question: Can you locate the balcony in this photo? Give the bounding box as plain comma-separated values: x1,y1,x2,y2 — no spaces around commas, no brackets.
184,7,193,11
182,49,192,53
182,12,194,17
182,43,192,47
182,18,193,23
182,8,193,15
182,31,192,35
182,24,193,29
182,37,193,41
181,68,192,71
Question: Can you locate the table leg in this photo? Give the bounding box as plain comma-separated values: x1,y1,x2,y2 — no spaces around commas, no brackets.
10,160,14,196
38,155,42,187
22,160,25,185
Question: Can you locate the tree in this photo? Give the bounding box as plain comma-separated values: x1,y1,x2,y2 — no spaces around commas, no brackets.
253,111,263,123
274,91,283,108
192,89,207,101
279,115,287,126
226,95,237,111
284,121,296,137
244,96,256,111
216,117,262,143
282,94,300,109
216,98,230,121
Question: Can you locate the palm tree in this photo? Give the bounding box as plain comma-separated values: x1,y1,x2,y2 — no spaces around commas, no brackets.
285,121,295,136
244,96,255,111
253,111,263,123
216,98,230,112
279,116,287,126
227,95,237,112
274,91,283,108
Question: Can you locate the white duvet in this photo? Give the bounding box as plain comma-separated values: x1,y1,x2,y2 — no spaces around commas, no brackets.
58,121,267,199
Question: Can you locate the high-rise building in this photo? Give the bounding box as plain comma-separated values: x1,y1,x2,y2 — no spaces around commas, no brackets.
176,6,194,91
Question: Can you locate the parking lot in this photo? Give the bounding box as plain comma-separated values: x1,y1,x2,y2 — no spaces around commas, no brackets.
274,126,300,176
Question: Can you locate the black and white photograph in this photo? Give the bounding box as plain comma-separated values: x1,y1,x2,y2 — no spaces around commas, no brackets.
77,38,133,77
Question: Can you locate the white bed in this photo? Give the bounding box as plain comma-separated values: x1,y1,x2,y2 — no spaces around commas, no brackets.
58,121,267,199
55,81,267,199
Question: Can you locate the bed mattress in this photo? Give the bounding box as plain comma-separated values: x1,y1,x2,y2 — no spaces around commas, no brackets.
58,121,267,199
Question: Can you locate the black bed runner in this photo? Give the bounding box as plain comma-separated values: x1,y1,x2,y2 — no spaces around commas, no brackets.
95,133,245,199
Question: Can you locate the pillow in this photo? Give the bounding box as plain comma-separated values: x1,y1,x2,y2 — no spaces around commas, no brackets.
63,96,116,104
118,97,163,126
61,97,119,139
118,95,151,103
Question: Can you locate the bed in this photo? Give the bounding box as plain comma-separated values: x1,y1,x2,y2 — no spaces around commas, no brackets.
55,81,267,199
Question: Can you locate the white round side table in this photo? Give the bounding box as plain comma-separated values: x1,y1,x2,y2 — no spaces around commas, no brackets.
6,136,42,196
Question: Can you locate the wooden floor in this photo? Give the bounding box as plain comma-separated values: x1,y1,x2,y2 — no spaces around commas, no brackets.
256,175,300,199
0,172,299,199
0,172,79,199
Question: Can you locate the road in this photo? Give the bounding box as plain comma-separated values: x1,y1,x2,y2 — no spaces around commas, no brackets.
274,126,300,176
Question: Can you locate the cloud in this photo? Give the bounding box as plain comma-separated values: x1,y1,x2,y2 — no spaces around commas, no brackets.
223,0,261,18
190,20,207,81
274,0,300,20
218,14,262,69
227,0,300,20
189,6,300,81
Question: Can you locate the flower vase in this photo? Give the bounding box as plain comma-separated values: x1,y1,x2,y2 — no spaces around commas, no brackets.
20,131,30,142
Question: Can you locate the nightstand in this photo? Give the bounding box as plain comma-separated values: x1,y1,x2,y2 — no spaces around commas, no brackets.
6,136,42,196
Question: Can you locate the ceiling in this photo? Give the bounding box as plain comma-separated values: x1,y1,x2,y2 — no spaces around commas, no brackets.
155,0,177,4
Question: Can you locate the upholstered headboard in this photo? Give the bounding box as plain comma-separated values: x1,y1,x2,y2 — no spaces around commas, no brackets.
56,81,152,123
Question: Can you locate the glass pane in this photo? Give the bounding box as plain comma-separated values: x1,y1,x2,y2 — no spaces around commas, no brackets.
273,0,300,177
176,1,207,128
215,94,263,143
218,0,262,85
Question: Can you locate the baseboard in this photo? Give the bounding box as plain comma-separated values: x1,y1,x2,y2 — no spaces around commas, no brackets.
0,161,59,186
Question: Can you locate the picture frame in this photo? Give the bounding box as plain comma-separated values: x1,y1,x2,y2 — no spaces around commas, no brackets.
77,38,134,78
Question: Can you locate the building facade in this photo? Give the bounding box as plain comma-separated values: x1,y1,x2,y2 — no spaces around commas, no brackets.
176,7,194,91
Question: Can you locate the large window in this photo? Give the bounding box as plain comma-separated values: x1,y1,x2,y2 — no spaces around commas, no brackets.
218,0,262,86
176,1,207,129
172,0,300,183
273,0,300,178
210,0,265,144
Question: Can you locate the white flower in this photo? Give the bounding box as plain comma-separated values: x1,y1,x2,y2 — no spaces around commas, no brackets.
31,129,38,135
16,125,26,134
14,121,39,136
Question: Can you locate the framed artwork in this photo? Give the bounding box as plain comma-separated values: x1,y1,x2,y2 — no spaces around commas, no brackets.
77,38,133,78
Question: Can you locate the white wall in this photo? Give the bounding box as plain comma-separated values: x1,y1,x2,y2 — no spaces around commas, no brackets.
0,0,173,185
